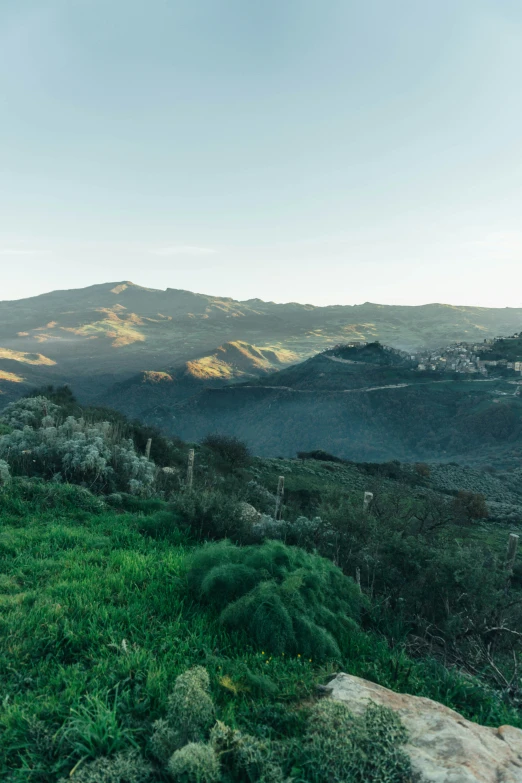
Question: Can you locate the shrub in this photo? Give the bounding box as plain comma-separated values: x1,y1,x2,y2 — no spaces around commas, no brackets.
245,480,277,514
1,396,62,430
25,384,78,409
58,750,154,783
186,541,364,660
0,458,10,485
302,700,411,782
0,399,155,495
251,514,324,549
168,742,220,783
452,490,489,522
297,449,344,463
314,488,522,679
202,433,252,469
414,462,431,478
172,488,250,542
150,667,215,762
210,721,284,783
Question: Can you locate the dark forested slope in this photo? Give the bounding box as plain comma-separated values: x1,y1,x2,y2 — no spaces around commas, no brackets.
165,343,522,466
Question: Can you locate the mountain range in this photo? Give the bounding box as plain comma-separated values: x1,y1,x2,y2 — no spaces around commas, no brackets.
1,281,521,465
2,281,522,403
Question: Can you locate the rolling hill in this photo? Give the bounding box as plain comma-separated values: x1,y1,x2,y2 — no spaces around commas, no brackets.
1,280,522,407
96,340,299,420
160,343,522,466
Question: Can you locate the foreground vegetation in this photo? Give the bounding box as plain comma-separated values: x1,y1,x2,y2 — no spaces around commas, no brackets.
1,389,522,781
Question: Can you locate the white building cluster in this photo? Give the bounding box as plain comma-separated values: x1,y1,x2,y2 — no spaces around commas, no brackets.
414,334,522,377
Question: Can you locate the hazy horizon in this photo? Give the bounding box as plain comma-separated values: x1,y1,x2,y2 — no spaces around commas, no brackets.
2,1,522,307
2,277,522,311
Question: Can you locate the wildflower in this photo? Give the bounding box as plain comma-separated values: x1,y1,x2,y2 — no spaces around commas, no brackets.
297,654,301,658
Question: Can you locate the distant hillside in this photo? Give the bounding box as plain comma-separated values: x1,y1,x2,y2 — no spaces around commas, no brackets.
1,281,522,405
163,342,522,466
97,341,298,420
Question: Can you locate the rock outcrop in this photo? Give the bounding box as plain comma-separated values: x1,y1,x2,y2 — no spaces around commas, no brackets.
326,673,522,782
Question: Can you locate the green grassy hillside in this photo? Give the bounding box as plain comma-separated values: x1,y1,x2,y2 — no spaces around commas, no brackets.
2,391,522,780
2,476,522,782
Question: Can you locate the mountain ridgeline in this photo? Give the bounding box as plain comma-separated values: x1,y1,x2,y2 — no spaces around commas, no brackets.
2,280,522,404
1,282,521,467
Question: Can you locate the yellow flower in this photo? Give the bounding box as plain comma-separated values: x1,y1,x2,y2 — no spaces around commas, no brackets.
297,654,301,658
261,651,265,655
219,675,240,695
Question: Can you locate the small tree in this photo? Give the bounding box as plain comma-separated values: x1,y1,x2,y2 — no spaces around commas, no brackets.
452,490,488,523
414,462,431,479
202,434,251,470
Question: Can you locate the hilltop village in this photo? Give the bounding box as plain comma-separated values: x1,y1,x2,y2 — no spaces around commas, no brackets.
414,333,522,376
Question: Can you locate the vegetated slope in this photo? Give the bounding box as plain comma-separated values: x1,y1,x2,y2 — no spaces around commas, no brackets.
0,480,516,782
2,407,522,781
479,334,522,362
166,343,522,466
96,340,298,420
2,280,522,405
0,350,56,406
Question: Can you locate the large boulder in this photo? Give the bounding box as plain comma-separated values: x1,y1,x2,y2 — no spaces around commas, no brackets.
326,673,522,782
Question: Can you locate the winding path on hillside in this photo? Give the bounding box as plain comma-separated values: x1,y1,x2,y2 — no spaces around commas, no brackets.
237,377,520,395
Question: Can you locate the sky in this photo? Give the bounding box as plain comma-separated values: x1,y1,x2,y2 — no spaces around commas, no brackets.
1,0,522,307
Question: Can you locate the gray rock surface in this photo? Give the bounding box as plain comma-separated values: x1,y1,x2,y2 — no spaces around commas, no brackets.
327,673,522,782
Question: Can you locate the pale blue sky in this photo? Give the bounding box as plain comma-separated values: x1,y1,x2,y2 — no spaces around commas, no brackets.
1,0,521,306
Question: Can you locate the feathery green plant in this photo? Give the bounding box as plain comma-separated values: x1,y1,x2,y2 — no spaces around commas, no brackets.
187,540,365,660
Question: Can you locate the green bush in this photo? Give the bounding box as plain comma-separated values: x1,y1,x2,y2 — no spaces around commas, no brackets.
315,489,517,649
302,700,411,782
297,450,345,463
172,488,250,541
0,398,155,495
202,433,252,470
186,541,364,660
150,667,215,762
58,750,153,783
210,721,284,783
168,742,220,783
